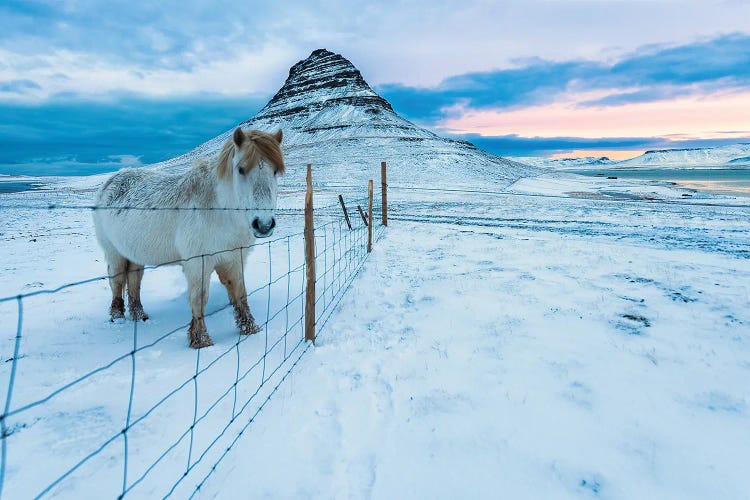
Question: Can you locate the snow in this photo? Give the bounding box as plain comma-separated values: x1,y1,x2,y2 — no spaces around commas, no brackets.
200,214,750,499
515,144,750,170
2,48,750,499
617,144,750,168
511,156,615,168
1,172,749,498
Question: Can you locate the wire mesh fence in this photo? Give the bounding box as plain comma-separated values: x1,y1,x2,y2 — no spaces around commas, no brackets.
0,178,386,498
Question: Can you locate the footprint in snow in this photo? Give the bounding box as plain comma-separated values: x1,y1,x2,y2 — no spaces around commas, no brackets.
690,391,746,414
615,313,651,335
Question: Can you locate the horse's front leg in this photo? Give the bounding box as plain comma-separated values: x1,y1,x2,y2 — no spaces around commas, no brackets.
183,259,214,348
216,260,261,336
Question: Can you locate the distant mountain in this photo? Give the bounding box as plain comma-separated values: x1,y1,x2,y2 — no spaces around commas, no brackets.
514,144,750,170
511,156,615,168
154,49,536,187
616,144,750,168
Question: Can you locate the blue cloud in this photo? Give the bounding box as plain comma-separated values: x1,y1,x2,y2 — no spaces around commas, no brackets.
0,79,42,93
0,1,271,70
446,133,750,158
608,33,750,86
378,33,750,121
0,94,267,175
378,61,598,120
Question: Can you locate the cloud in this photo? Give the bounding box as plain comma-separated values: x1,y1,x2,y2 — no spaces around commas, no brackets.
438,89,750,141
2,154,145,177
2,2,750,167
378,33,750,121
607,33,750,86
0,79,42,94
2,1,750,99
0,45,296,101
0,94,267,175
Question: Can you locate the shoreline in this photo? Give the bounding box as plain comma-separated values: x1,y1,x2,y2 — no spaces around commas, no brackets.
669,179,750,198
568,167,750,199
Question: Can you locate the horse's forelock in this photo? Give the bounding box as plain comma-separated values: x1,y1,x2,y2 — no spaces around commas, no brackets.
248,131,285,175
217,130,285,180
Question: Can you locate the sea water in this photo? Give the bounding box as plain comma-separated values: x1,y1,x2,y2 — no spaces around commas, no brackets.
0,180,45,194
572,168,750,197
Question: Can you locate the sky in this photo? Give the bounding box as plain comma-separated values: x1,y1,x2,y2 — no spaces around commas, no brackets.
1,0,750,175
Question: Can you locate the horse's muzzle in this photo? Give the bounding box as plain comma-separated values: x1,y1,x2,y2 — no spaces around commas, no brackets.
252,217,276,238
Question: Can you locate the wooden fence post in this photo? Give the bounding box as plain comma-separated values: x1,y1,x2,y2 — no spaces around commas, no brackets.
381,161,387,226
338,194,353,230
304,164,315,344
367,179,373,253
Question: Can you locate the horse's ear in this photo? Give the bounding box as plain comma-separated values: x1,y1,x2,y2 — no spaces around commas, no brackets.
233,127,245,147
274,129,283,144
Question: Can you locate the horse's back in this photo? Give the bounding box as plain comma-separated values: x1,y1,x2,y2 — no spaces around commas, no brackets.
96,168,176,208
94,168,185,265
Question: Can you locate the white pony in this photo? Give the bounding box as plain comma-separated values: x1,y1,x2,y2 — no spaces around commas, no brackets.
93,128,284,348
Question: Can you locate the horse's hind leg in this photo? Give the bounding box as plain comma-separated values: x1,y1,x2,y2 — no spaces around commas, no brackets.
106,254,128,321
183,259,214,348
126,263,149,321
217,259,260,336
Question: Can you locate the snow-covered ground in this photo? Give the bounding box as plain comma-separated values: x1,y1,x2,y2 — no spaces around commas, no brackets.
1,173,749,498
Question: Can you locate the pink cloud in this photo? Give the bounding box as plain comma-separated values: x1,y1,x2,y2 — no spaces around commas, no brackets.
439,89,750,140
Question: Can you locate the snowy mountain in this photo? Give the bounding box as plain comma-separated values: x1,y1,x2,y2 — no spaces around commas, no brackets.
514,144,750,170
153,49,537,187
511,156,615,168
616,144,750,168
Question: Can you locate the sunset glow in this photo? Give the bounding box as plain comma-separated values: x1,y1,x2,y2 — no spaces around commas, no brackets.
439,90,750,141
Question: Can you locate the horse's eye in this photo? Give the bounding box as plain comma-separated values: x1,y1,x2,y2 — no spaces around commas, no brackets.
238,166,247,175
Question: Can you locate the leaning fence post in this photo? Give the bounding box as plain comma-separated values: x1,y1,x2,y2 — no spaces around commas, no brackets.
338,194,353,230
381,161,387,226
304,164,315,344
357,205,368,226
367,179,373,253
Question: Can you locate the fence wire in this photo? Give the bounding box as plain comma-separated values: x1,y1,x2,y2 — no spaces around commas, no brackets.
0,191,385,499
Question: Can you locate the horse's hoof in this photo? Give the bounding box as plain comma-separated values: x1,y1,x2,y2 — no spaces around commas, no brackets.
129,300,149,321
239,320,261,335
110,297,125,321
130,310,149,322
188,317,212,348
110,310,125,321
190,336,214,349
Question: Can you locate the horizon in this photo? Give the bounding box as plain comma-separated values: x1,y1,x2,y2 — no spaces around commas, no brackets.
2,1,750,175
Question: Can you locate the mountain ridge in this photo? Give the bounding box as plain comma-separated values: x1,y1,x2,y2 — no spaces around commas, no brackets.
515,143,750,169
152,49,536,187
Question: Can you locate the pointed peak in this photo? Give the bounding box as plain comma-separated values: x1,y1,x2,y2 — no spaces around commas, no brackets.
255,48,393,120
309,48,337,58
287,48,359,80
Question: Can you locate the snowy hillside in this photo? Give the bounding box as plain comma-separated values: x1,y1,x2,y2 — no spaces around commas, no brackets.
512,156,615,168
617,144,750,168
152,49,537,187
514,144,750,170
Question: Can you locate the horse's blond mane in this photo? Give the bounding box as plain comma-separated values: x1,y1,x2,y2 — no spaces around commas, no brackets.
217,129,285,180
